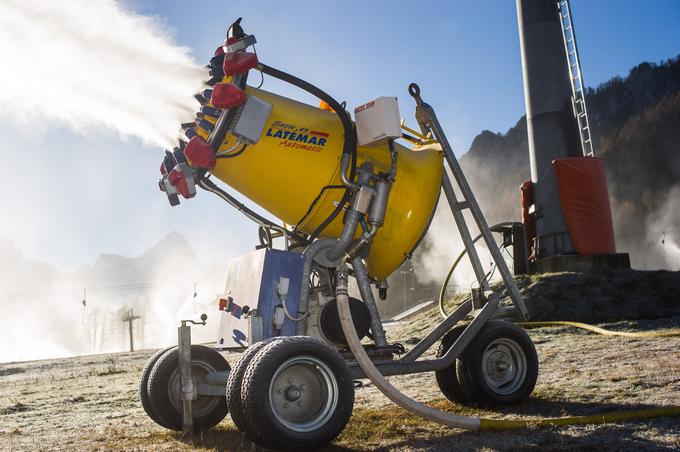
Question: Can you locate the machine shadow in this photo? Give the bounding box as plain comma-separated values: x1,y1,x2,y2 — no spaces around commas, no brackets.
384,420,678,452
177,426,360,452
488,396,661,417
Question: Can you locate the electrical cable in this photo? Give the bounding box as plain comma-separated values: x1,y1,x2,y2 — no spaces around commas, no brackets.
252,45,265,89
279,293,308,322
438,222,517,319
256,63,358,243
216,144,247,159
293,184,345,230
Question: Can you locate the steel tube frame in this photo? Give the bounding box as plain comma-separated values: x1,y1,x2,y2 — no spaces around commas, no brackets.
412,90,530,320
351,256,389,347
348,295,499,379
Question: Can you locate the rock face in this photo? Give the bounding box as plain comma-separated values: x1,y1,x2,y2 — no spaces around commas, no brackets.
399,55,680,317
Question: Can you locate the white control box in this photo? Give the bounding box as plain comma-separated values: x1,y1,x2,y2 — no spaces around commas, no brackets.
354,96,401,146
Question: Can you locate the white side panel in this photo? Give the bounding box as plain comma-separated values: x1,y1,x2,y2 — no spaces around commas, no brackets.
216,250,266,348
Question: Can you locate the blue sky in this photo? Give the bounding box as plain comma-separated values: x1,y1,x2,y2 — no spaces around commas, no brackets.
1,0,679,270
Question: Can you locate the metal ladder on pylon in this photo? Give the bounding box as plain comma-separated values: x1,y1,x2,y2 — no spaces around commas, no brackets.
557,0,595,157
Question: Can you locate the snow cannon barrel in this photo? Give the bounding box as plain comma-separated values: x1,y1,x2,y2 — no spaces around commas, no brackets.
204,86,441,280
165,47,443,280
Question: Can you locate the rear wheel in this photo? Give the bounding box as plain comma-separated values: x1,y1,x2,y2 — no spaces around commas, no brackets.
147,345,230,431
434,325,469,404
140,346,175,428
225,338,280,443
241,336,354,450
456,320,538,407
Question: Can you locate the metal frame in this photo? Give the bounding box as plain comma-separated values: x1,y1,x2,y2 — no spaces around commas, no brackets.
342,84,529,377
175,84,532,433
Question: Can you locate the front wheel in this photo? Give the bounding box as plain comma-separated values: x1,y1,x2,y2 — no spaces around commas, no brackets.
241,336,355,450
147,344,230,431
456,320,538,407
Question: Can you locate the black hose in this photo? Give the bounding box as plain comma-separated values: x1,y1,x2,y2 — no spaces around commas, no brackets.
257,63,357,243
293,184,345,230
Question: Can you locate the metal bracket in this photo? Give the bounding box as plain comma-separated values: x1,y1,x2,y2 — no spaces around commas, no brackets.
177,314,208,436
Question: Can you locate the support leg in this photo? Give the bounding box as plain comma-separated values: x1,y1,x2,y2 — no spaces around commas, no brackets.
441,174,489,290
351,256,388,347
178,324,193,436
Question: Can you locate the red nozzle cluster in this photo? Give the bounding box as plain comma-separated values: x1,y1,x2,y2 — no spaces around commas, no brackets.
159,18,259,207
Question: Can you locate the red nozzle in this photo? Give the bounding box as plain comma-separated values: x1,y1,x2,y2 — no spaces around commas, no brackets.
210,83,247,109
168,168,193,199
184,136,216,169
223,51,258,76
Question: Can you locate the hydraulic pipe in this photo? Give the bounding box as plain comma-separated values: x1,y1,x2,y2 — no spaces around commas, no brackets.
295,237,337,335
350,257,387,347
335,264,481,430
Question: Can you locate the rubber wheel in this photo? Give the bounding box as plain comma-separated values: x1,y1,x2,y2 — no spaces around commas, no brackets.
434,325,469,404
147,344,230,431
319,297,371,346
140,346,175,428
225,337,280,443
241,336,354,450
456,320,538,407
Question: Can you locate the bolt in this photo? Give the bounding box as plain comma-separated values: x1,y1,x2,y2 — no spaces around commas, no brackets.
276,387,282,394
288,378,294,384
300,384,305,392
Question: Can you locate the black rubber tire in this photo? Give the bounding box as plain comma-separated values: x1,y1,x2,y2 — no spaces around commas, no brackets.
434,325,469,404
456,320,538,407
319,297,371,346
140,346,175,428
241,336,354,450
147,344,230,431
225,337,281,442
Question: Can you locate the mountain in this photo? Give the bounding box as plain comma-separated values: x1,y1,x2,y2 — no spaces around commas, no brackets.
456,55,680,269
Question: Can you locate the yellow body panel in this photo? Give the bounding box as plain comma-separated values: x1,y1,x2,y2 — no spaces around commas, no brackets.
207,86,443,280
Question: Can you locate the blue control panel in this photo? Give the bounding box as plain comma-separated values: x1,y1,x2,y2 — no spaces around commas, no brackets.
216,248,304,348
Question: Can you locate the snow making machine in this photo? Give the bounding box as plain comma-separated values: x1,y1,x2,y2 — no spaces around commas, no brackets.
141,18,538,450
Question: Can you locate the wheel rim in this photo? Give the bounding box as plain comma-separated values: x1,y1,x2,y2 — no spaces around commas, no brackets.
268,355,339,433
481,338,527,396
168,361,220,417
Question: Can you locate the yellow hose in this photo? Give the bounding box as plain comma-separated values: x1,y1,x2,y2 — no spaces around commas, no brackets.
479,406,680,430
516,321,680,338
480,321,680,429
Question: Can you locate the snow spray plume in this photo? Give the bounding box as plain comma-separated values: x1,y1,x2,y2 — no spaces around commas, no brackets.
0,233,226,363
0,0,205,148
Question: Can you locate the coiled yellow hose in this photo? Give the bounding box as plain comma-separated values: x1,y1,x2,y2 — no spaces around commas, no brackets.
516,321,680,338
479,406,680,430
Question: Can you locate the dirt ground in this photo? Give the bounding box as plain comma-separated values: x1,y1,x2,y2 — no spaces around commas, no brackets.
1,316,679,451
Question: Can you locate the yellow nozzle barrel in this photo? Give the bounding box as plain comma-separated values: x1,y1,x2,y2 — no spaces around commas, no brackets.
197,85,442,280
